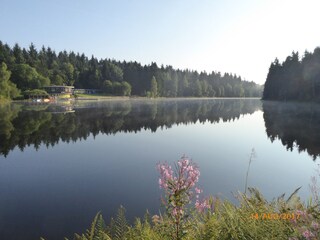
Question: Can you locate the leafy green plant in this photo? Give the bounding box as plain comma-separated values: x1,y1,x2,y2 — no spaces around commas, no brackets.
67,212,111,240
108,206,128,240
67,157,320,240
157,156,211,239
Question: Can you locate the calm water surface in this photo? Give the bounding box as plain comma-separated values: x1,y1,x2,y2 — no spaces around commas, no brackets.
0,99,319,239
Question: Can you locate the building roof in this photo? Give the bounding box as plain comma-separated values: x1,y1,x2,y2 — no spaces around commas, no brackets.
44,86,74,88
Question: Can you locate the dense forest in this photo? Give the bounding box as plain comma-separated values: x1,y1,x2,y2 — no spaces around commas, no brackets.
263,47,320,101
0,41,262,99
0,99,261,157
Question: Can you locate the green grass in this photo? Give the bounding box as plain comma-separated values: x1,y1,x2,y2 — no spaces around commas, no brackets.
74,93,133,101
75,93,107,98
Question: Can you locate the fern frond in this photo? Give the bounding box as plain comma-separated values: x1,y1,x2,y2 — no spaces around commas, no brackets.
73,212,111,240
110,205,129,240
86,212,100,240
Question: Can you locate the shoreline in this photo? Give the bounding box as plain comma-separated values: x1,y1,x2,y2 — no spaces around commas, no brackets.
3,96,262,104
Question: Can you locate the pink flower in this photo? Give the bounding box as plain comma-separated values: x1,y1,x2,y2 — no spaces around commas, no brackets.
172,208,178,217
157,162,174,190
195,197,211,213
171,207,184,217
195,187,202,194
157,156,211,222
296,210,307,218
178,158,189,169
311,221,319,230
302,230,314,240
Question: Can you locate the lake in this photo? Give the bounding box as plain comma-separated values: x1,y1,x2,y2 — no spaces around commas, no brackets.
0,98,319,239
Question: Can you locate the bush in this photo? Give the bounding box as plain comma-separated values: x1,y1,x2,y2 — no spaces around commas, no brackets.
23,89,49,98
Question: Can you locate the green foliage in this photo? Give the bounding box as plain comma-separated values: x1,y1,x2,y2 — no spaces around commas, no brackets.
121,81,131,96
0,104,20,139
23,89,49,98
109,206,128,240
112,82,122,96
203,189,294,240
0,40,262,97
11,63,50,90
71,187,320,240
0,62,20,99
51,73,65,85
103,80,113,94
150,76,158,97
102,81,131,96
62,62,75,85
0,99,261,157
101,61,123,82
126,215,162,240
69,212,111,240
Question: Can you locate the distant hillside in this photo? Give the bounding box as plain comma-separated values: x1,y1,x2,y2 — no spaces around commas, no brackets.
263,47,320,101
0,41,262,99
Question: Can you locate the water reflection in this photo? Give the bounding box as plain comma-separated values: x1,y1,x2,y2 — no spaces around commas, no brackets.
2,99,319,240
263,101,320,160
0,99,261,157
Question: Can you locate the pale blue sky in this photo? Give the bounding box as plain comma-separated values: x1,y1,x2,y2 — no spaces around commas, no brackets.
1,0,320,84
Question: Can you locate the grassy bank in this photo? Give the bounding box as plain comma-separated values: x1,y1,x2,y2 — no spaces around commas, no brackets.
64,189,319,240
62,157,320,240
74,94,261,100
74,93,131,100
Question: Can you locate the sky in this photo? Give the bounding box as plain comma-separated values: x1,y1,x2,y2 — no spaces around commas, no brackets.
0,0,320,84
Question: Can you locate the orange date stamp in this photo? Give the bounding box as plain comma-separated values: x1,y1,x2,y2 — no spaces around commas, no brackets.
250,213,300,220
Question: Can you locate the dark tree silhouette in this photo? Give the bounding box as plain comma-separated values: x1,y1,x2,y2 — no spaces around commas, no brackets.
263,47,320,101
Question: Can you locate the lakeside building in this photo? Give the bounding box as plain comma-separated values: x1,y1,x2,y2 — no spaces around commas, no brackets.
43,86,75,95
43,86,102,99
73,89,102,94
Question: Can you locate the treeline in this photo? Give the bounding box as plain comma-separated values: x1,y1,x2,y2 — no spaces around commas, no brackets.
0,99,261,157
263,47,320,101
0,41,262,99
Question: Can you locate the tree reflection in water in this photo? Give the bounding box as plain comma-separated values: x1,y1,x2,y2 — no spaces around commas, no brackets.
0,99,261,157
263,101,320,160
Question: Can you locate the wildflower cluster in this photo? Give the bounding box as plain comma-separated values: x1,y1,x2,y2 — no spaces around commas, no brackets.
289,209,320,239
282,166,320,240
157,156,210,239
289,164,319,239
287,164,320,240
157,156,210,213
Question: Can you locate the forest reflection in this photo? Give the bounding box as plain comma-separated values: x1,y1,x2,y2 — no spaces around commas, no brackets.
263,101,320,160
0,99,261,157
